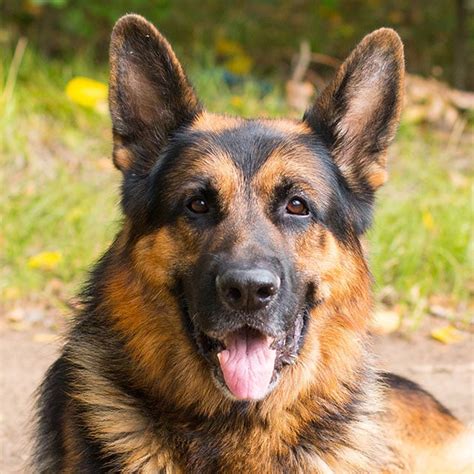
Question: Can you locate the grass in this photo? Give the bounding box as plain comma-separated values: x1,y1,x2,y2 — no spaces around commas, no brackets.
1,50,118,302
370,125,473,313
1,48,472,320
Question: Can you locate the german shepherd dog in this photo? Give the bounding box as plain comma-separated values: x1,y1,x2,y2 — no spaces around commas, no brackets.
34,14,472,473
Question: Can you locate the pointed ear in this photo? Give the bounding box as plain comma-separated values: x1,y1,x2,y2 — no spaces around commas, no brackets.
304,28,404,193
109,14,202,174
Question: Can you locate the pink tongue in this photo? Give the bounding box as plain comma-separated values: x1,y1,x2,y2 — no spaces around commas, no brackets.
218,329,276,400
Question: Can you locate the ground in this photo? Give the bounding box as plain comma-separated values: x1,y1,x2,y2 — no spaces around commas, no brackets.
0,322,472,473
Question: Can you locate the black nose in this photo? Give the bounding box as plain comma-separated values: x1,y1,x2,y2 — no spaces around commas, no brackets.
216,269,281,311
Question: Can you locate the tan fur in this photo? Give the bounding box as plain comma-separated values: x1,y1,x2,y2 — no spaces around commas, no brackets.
67,344,182,473
62,409,83,473
381,384,471,472
252,141,332,208
193,112,243,133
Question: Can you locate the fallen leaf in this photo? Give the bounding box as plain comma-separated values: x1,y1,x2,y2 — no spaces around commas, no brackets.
65,206,85,223
65,76,108,111
422,211,435,231
215,38,244,57
28,251,62,271
215,39,252,75
370,310,401,335
225,54,252,75
230,96,243,108
430,325,466,344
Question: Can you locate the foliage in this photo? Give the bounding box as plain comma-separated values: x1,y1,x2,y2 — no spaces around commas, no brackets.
1,0,473,89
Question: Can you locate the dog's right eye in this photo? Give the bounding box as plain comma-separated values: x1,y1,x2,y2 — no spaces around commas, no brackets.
286,197,309,216
187,197,209,214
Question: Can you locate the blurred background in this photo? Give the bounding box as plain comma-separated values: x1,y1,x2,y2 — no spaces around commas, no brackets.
0,1,473,470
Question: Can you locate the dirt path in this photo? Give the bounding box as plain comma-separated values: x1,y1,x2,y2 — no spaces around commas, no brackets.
373,332,474,422
0,331,59,472
1,328,473,473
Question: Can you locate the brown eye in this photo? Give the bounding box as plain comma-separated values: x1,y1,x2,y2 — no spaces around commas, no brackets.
286,197,309,216
187,197,209,214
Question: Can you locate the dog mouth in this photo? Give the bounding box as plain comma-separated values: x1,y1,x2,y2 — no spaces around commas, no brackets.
182,307,309,401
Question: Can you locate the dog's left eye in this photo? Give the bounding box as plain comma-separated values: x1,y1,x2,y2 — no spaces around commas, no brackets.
187,197,209,214
286,197,309,216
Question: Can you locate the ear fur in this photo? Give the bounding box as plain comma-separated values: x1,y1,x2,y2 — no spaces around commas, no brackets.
109,14,202,174
304,28,405,194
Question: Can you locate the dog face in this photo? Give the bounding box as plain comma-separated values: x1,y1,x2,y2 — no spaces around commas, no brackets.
108,15,404,402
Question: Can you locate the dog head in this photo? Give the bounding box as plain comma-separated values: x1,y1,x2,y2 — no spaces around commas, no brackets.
108,15,404,403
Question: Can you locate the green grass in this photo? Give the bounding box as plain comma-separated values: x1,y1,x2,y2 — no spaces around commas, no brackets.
1,49,472,318
370,125,473,309
1,50,118,301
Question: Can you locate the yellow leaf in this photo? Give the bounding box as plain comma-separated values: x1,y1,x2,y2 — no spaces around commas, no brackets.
28,251,62,271
65,77,108,110
431,325,465,345
215,38,244,57
230,96,243,108
65,206,85,223
225,54,252,75
422,211,435,231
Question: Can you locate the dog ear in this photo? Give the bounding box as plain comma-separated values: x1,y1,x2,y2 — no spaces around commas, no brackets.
109,14,202,174
304,28,404,194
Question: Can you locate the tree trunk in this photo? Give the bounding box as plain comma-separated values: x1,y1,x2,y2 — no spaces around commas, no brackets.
453,0,467,89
